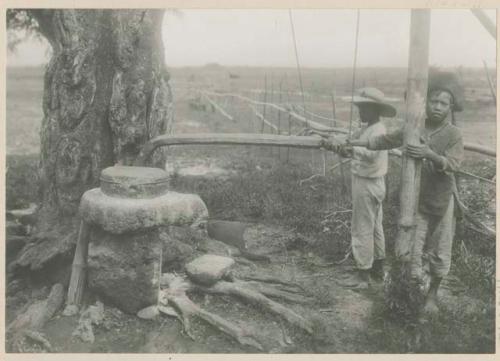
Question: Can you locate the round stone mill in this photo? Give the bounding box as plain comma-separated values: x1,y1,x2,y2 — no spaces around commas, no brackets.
78,165,208,313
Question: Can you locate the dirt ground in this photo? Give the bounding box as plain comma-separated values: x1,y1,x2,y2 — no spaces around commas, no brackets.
6,219,492,353
5,65,496,353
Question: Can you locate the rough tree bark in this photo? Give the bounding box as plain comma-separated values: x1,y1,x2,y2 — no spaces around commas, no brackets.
13,9,173,274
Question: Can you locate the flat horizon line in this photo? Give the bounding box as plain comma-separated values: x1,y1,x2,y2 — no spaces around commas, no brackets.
6,64,493,70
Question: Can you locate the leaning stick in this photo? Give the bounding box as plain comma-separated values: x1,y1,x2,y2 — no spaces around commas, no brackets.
261,74,268,133
482,60,496,105
202,90,348,134
456,170,495,185
471,9,496,40
66,220,91,310
202,94,235,122
249,105,279,132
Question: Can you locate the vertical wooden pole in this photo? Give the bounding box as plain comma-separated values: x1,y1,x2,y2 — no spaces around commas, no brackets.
261,74,268,134
285,75,292,162
395,9,431,260
269,75,275,156
330,91,337,127
482,60,497,104
278,79,283,160
65,220,91,311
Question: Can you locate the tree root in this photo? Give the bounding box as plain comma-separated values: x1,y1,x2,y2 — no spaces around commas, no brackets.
159,273,314,351
243,281,312,304
160,275,263,350
23,330,53,352
7,283,64,352
238,273,305,291
198,280,313,334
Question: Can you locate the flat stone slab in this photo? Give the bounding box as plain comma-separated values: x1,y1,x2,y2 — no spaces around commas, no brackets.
80,189,208,234
207,220,249,249
185,254,235,286
100,166,169,199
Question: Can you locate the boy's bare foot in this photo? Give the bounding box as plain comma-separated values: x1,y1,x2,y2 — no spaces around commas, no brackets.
423,296,439,315
423,276,442,315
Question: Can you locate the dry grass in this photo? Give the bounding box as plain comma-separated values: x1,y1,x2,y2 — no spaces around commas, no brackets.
6,64,496,353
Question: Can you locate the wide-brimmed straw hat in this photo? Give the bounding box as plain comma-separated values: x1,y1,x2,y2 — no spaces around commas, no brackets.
350,87,397,118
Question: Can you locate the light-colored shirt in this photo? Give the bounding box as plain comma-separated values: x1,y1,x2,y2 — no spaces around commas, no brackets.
350,122,388,178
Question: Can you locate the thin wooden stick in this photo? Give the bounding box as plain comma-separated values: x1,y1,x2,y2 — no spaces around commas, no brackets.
294,104,346,124
202,94,235,122
278,80,283,135
471,9,496,40
66,220,91,309
261,74,268,134
331,91,337,127
278,79,283,160
202,90,348,135
330,158,352,172
337,155,349,202
482,60,496,104
457,170,496,185
249,105,279,132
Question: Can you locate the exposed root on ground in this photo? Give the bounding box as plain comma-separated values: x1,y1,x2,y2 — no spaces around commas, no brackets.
159,273,313,351
159,274,263,350
7,283,64,352
196,280,313,333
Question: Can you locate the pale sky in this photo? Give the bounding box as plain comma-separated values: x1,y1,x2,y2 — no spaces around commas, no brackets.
7,9,497,68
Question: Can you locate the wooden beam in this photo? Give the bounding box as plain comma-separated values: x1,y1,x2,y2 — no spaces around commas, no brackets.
135,133,331,166
136,132,495,167
463,142,496,157
396,9,431,260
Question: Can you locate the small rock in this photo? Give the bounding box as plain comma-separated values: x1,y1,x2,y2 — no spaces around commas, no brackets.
185,254,235,286
207,220,249,249
72,301,105,343
197,237,240,257
137,305,160,320
62,304,79,317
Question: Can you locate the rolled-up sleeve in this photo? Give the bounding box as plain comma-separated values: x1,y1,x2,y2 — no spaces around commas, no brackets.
436,136,464,173
367,127,404,150
352,147,382,161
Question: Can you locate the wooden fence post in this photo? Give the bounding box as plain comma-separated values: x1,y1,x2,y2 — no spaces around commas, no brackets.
395,9,431,260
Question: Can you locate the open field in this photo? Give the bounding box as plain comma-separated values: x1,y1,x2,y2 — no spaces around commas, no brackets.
5,65,497,353
6,65,496,155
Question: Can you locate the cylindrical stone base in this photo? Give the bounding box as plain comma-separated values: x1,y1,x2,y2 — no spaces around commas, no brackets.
87,226,162,314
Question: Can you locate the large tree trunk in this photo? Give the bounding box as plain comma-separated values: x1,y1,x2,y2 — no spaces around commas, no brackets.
13,9,173,273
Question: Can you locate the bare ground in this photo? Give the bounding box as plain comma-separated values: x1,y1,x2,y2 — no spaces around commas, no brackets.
5,65,496,353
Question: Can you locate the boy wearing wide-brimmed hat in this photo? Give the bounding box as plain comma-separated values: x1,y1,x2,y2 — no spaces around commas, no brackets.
346,71,464,313
327,87,397,289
